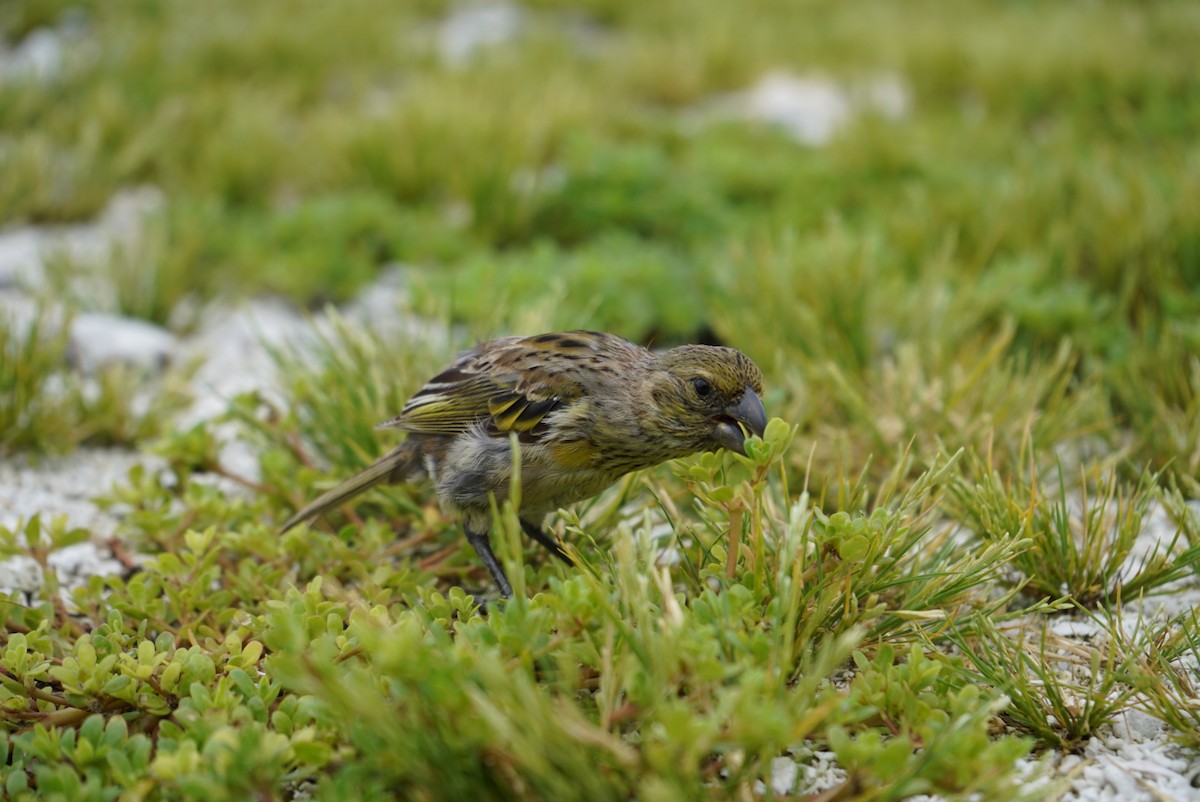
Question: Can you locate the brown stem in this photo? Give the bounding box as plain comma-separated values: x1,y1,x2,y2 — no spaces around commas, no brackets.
104,537,142,574
418,543,461,570
211,465,273,496
287,430,317,469
31,706,91,729
170,509,200,543
385,529,432,557
52,596,83,640
0,668,71,707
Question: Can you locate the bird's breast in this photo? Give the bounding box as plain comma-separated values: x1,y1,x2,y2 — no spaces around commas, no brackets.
434,427,624,518
518,463,624,513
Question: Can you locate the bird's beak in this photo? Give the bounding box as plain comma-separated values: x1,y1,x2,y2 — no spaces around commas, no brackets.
711,387,767,455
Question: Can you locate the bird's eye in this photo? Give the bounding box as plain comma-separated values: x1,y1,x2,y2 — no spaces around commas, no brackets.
691,377,712,397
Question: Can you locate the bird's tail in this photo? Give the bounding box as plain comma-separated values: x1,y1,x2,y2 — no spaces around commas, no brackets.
279,443,422,533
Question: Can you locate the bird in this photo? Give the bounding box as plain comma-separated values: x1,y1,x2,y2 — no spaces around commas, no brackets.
280,330,767,598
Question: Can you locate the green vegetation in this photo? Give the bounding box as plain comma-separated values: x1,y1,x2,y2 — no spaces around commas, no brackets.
0,309,188,456
2,0,1199,798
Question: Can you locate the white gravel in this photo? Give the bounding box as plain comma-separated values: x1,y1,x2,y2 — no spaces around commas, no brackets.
0,448,151,536
0,448,156,599
179,297,312,426
67,311,176,373
1056,710,1199,801
0,27,66,83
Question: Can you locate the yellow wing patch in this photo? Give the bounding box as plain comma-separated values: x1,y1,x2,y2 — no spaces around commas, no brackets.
378,333,596,437
384,374,510,434
488,393,562,433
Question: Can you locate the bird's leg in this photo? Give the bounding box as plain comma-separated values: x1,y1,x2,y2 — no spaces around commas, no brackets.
465,527,513,599
520,519,571,565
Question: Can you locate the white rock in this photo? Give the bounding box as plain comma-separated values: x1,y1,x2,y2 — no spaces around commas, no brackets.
0,448,162,606
178,298,312,426
689,71,910,146
0,555,42,597
1057,719,1198,802
0,228,47,289
1113,709,1166,742
1079,762,1106,784
767,756,798,796
216,438,264,488
1122,757,1185,780
439,2,524,66
0,28,64,83
0,543,124,607
168,277,449,487
1051,616,1102,638
739,73,853,145
340,264,447,346
99,187,164,238
0,448,155,536
68,312,176,373
47,541,124,593
0,291,52,337
1102,760,1142,797
796,750,846,795
0,187,163,294
1129,500,1185,564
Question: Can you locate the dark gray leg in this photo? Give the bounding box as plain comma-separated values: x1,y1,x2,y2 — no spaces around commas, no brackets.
520,519,571,565
465,527,513,598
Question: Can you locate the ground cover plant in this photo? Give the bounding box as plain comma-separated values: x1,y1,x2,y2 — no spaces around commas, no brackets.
2,0,1199,799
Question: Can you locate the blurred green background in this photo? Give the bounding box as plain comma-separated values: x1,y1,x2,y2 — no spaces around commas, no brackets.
2,0,1199,484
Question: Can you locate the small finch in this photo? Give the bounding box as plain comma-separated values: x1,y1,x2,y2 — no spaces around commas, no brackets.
281,330,766,597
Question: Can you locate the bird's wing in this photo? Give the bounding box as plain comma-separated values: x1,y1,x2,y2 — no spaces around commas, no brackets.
378,335,596,438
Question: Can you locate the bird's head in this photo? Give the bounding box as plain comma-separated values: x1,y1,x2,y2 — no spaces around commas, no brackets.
646,345,767,457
